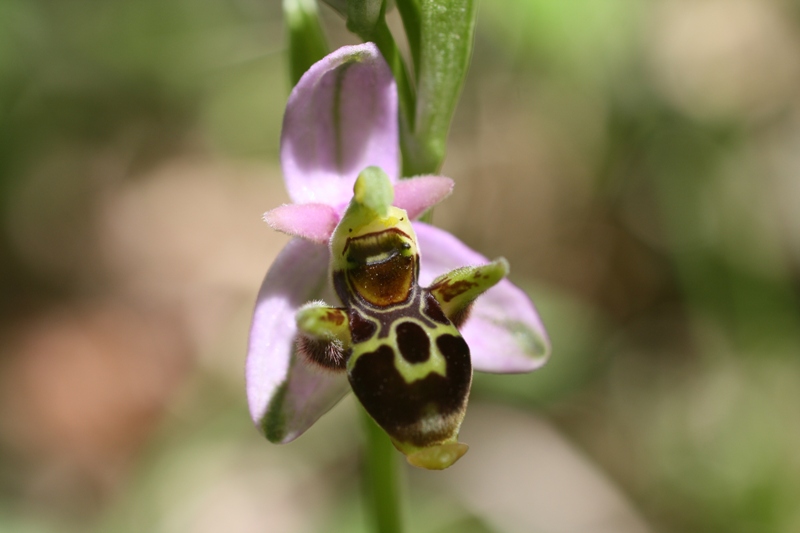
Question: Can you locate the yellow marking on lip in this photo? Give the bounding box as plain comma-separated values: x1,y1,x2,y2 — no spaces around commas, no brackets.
342,227,412,256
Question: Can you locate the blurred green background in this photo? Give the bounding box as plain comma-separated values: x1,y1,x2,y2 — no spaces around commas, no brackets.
2,1,800,532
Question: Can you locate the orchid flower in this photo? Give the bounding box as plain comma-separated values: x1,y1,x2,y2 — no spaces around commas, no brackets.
246,43,550,470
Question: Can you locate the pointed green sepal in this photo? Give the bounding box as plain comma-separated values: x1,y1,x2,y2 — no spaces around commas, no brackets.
319,0,386,40
428,257,509,326
346,0,386,40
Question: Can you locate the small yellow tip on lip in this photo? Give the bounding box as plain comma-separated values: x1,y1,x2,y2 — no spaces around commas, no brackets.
405,443,469,470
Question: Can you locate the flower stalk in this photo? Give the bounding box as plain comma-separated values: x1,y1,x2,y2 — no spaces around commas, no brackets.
363,408,403,533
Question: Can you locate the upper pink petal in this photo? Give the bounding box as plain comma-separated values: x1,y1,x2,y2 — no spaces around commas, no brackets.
281,43,399,206
392,176,454,220
414,222,551,373
246,238,349,443
264,203,340,243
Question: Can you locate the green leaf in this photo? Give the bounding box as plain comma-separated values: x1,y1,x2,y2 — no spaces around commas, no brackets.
283,0,329,88
404,0,477,175
480,0,641,87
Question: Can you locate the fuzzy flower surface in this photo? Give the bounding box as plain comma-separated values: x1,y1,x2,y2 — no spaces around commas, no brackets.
246,43,550,467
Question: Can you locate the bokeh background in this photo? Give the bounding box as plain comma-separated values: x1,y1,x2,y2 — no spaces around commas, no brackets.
2,1,800,532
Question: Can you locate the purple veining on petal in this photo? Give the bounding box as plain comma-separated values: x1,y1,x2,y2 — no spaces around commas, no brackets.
281,43,399,206
264,203,340,243
246,238,349,443
414,222,551,373
393,176,454,220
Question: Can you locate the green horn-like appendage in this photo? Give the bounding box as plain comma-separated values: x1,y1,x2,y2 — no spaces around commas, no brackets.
428,258,510,327
295,303,352,372
353,166,394,217
296,303,351,347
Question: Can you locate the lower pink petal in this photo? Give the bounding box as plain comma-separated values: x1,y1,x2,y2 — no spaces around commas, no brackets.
414,222,551,373
246,238,349,443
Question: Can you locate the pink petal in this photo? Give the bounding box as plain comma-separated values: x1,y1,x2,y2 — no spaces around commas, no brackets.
281,43,399,206
414,222,551,373
246,238,349,443
264,203,340,243
393,176,454,219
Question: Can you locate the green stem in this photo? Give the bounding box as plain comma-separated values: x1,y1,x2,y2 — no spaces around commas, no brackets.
394,0,421,76
362,409,403,533
283,0,329,87
370,18,418,177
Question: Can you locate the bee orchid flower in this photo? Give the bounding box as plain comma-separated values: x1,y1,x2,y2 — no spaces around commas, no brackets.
246,43,550,470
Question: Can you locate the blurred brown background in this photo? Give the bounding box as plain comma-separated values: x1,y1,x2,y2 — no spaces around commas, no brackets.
1,1,799,532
